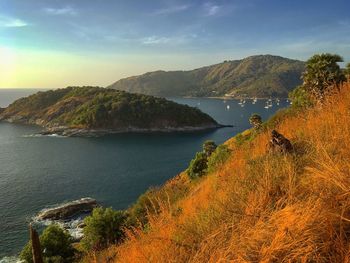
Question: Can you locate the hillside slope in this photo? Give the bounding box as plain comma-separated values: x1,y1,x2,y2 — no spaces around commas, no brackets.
0,86,219,136
108,55,305,98
94,82,350,262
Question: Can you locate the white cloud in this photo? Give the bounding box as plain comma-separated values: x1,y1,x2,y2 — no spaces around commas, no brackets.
142,36,171,45
203,2,220,16
44,6,77,16
141,34,197,46
0,16,28,27
153,4,190,15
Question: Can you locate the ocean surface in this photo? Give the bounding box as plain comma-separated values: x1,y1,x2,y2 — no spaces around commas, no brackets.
0,89,289,259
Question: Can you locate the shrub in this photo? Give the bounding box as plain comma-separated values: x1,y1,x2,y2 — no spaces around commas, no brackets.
20,224,76,263
203,140,217,157
81,207,127,251
187,152,208,179
289,85,314,108
207,145,231,173
249,113,262,129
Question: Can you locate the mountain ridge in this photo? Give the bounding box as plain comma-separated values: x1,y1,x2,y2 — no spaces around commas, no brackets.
108,55,305,98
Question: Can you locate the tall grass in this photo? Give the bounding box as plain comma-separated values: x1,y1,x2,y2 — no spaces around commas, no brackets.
90,82,350,262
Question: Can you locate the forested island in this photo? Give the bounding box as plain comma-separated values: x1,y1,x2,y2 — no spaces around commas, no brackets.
108,55,305,98
0,86,222,136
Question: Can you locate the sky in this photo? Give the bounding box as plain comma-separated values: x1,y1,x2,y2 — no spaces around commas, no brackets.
0,0,350,89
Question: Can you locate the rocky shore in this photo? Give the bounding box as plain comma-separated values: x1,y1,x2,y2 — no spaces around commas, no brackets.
38,123,233,137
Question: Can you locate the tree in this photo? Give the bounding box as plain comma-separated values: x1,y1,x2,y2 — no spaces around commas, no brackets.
302,53,345,102
20,225,76,263
289,85,313,108
345,63,350,80
81,207,127,251
249,114,262,129
203,140,217,157
187,152,208,179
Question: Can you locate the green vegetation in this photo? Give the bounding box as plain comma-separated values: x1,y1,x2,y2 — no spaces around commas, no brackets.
249,113,262,130
0,87,218,131
301,53,345,102
207,144,231,173
187,152,209,179
81,207,127,251
108,55,305,98
20,225,76,263
345,63,350,79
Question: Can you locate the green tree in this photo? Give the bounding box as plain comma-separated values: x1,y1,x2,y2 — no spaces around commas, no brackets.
289,85,314,108
249,114,262,129
302,53,345,102
203,140,217,157
345,63,350,80
187,152,208,179
20,225,76,263
81,207,127,251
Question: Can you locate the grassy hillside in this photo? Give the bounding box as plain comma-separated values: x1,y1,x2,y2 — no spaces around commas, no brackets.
89,82,350,262
108,55,305,98
0,86,218,132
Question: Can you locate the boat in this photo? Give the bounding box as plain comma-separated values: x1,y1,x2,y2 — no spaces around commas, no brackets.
226,105,230,110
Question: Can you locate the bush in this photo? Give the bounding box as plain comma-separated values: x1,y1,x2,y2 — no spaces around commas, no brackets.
289,85,314,108
249,113,262,129
203,140,217,157
187,152,208,179
207,145,231,173
20,225,76,263
81,207,127,251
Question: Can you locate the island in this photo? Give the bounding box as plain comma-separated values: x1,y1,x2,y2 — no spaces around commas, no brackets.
0,86,225,136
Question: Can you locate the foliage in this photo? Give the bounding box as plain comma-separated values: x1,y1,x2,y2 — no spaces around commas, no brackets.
108,55,305,98
301,53,345,101
345,63,350,79
289,85,314,108
207,145,231,173
249,113,262,129
81,207,127,251
187,152,208,179
20,225,76,263
0,87,217,129
203,140,217,157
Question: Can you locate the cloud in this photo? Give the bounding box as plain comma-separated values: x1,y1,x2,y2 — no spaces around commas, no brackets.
44,6,77,16
0,16,28,27
153,4,190,15
203,2,221,16
142,36,171,45
141,34,197,46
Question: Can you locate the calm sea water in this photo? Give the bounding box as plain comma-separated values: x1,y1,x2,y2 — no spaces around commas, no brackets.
0,89,289,258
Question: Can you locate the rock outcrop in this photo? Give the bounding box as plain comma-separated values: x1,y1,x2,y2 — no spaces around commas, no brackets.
37,198,98,220
268,130,293,153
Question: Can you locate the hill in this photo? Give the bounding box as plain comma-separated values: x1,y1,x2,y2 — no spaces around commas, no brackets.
108,55,305,98
90,82,350,262
0,86,220,136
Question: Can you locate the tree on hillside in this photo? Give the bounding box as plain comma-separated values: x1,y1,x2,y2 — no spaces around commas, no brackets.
20,225,76,263
187,152,208,179
249,114,262,130
302,53,345,102
203,140,217,157
81,207,127,251
345,63,350,80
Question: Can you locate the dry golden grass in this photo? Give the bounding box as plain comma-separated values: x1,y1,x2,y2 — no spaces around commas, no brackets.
89,82,350,262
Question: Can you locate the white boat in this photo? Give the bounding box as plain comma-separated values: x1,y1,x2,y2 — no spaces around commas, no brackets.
226,105,230,110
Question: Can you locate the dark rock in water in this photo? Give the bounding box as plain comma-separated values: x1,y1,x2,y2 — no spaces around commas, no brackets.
37,198,97,220
268,130,293,153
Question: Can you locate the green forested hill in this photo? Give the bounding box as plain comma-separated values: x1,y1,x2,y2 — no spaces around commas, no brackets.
108,55,305,98
0,87,218,134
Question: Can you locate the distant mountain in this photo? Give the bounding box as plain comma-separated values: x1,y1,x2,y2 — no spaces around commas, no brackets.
108,55,305,98
0,87,220,136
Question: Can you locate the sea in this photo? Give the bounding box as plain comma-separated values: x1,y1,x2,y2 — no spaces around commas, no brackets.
0,89,289,261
